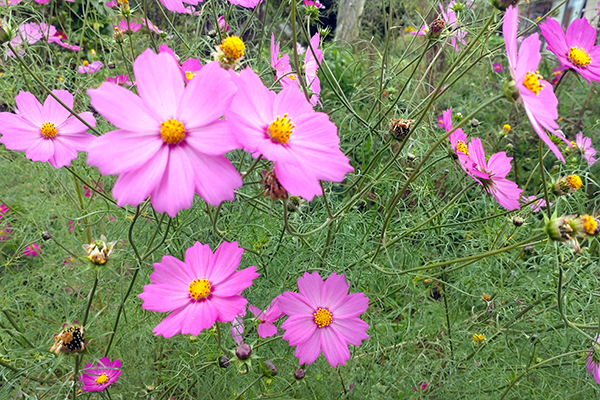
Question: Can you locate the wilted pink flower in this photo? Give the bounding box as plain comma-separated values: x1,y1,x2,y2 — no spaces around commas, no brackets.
0,223,12,242
574,132,597,165
217,16,229,32
87,49,241,217
468,138,522,210
23,243,39,257
493,63,504,73
249,299,283,338
78,60,103,74
587,335,600,385
503,5,570,162
230,307,246,344
228,0,261,8
523,196,551,212
81,357,122,392
105,75,132,86
279,272,369,367
116,20,141,33
540,17,600,84
227,68,353,201
139,241,259,338
0,90,96,168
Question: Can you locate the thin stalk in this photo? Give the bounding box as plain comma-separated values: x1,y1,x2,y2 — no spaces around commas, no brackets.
290,0,310,103
82,273,99,327
144,0,158,52
538,139,552,219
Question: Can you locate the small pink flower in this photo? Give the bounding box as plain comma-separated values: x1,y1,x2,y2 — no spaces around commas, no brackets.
116,20,141,33
523,195,551,212
83,182,104,197
440,1,466,51
411,25,428,36
493,63,504,73
249,299,283,338
23,243,39,257
414,382,428,392
80,357,122,392
78,60,103,74
105,75,132,86
0,90,96,168
105,0,117,6
304,0,324,8
575,132,597,165
230,307,246,344
217,16,229,32
139,241,259,338
587,335,600,385
279,272,369,368
141,18,163,34
270,34,293,83
0,204,8,216
550,66,565,85
67,220,75,233
0,223,12,242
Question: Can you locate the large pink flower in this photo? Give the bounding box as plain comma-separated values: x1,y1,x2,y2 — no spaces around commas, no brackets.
226,68,352,201
468,138,522,210
503,5,570,162
80,357,121,392
249,299,283,338
574,132,597,165
139,241,259,338
0,90,95,168
87,49,242,217
159,0,198,13
540,18,600,83
279,272,369,368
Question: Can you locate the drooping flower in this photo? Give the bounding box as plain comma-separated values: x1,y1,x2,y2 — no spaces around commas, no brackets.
80,357,122,392
87,49,242,217
574,132,597,165
587,335,600,385
78,60,103,74
116,20,141,33
468,138,523,210
0,91,95,168
249,299,283,338
230,307,246,344
278,272,369,368
493,62,504,73
139,241,259,338
523,195,552,212
226,68,353,201
50,321,87,355
540,17,600,84
503,5,570,162
83,235,116,265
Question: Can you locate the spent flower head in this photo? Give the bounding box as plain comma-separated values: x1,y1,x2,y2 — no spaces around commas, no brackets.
83,235,116,265
50,321,87,355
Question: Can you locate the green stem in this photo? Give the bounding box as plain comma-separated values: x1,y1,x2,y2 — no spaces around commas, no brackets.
144,0,158,52
82,273,99,327
538,139,552,219
290,0,311,103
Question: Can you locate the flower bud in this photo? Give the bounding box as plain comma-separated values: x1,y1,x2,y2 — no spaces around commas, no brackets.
512,216,524,227
264,360,278,377
294,368,305,380
504,80,520,101
113,26,125,43
108,62,116,69
235,343,252,360
428,18,445,39
451,1,465,13
42,231,52,241
492,0,520,11
389,118,413,140
470,118,479,128
218,356,230,368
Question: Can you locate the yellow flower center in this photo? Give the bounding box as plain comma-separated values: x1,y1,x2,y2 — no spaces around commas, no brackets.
580,214,598,235
95,373,109,385
569,46,592,67
83,60,89,66
456,140,469,155
567,174,582,190
41,122,58,138
220,36,245,61
188,278,211,300
571,141,577,148
313,308,332,328
185,71,197,80
288,74,297,81
523,71,544,95
503,124,511,132
160,119,186,144
267,114,294,144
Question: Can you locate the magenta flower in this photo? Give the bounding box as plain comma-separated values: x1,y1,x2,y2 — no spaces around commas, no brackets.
493,63,504,73
217,16,230,32
230,307,246,344
116,20,141,33
226,68,353,201
540,17,600,83
139,241,259,338
158,44,203,81
0,90,96,168
278,272,369,368
87,49,242,217
304,0,324,8
227,0,261,8
587,335,600,385
411,25,428,36
249,299,283,338
7,23,80,55
67,220,75,233
270,34,293,84
78,60,103,74
105,0,117,6
105,75,132,86
468,138,522,210
503,5,570,162
414,382,428,392
80,357,122,392
440,1,466,51
574,132,597,165
0,204,8,217
141,18,163,34
0,223,12,242
523,195,551,212
23,243,39,257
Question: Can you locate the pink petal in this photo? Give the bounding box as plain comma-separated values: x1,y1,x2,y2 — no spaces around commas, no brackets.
297,272,324,308
150,255,195,285
204,241,244,285
25,138,54,163
332,292,369,319
487,152,512,179
274,161,322,201
515,34,542,83
273,85,314,122
47,139,78,168
43,90,73,126
184,242,213,278
566,18,596,50
15,91,44,126
152,305,189,337
321,273,350,310
185,120,241,156
294,330,322,365
212,267,258,297
331,317,369,346
503,5,519,70
139,284,191,312
58,112,96,135
179,300,219,335
282,314,317,345
321,327,351,367
540,19,568,60
278,291,315,315
249,304,262,318
211,295,248,323
0,114,41,151
257,321,278,338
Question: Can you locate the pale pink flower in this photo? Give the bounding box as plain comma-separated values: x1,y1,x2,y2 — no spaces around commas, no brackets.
217,16,229,32
523,196,551,212
23,243,39,257
304,33,324,106
141,18,162,34
0,90,96,168
80,357,121,392
87,49,241,217
78,61,103,74
440,1,466,51
158,44,203,82
503,5,570,162
270,34,295,85
574,132,597,165
226,68,353,201
138,241,259,338
230,307,246,344
279,272,369,368
8,23,79,56
0,223,12,242
249,299,283,338
116,20,141,33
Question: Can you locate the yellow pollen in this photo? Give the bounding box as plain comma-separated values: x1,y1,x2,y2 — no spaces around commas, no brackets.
569,46,592,67
220,36,245,60
288,74,297,81
160,119,186,144
41,122,58,138
268,114,294,144
95,373,109,385
567,174,582,189
188,278,211,300
503,124,511,132
185,71,197,80
83,60,89,66
580,215,598,235
456,140,469,155
313,308,332,328
571,141,577,148
523,71,544,95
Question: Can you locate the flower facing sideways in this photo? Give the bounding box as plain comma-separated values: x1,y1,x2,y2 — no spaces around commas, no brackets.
139,241,259,338
80,357,122,392
573,132,597,165
78,60,103,74
278,272,369,367
249,298,283,338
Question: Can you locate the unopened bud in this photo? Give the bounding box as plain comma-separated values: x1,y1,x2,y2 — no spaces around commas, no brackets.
264,360,278,377
451,1,465,13
218,356,230,368
113,26,124,43
504,143,514,152
504,80,520,101
294,368,305,380
512,216,524,227
235,343,252,360
108,62,116,69
42,232,52,241
428,18,445,39
262,170,288,201
470,119,479,128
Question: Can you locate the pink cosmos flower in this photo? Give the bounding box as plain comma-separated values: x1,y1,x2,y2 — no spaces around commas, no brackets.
0,0,21,5
105,0,117,6
228,0,261,8
304,0,324,8
78,61,103,74
249,299,283,338
67,220,76,233
304,33,324,106
8,23,80,55
87,49,242,217
116,20,141,33
23,243,39,257
159,0,198,13
217,16,230,32
105,75,132,86
587,335,600,385
230,307,246,344
574,132,597,165
440,1,466,51
493,63,504,73
270,34,293,83
141,18,163,34
523,195,551,212
503,5,570,162
0,223,12,242
226,68,353,201
139,241,259,338
158,44,203,82
80,357,122,392
468,138,523,210
414,382,428,392
540,18,600,83
0,204,8,217
0,90,96,168
278,272,369,368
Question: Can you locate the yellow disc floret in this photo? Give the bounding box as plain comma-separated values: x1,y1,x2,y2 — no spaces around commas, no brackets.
313,308,332,328
83,60,89,66
503,124,511,132
160,119,186,144
41,122,58,138
189,278,211,300
220,36,245,61
566,174,582,190
523,71,544,95
95,373,109,385
185,71,197,80
456,140,469,155
267,114,295,144
569,46,592,67
580,214,598,235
